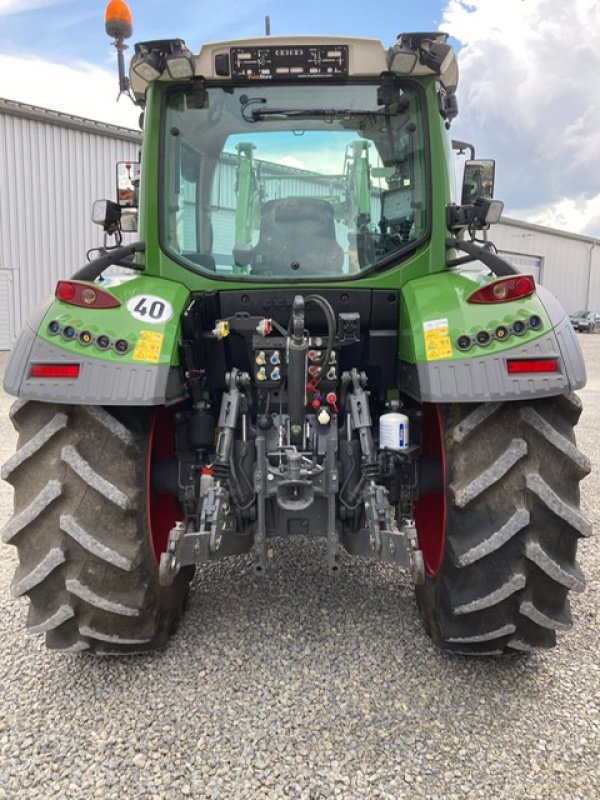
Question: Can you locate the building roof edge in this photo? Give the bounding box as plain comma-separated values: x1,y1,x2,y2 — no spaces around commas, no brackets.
0,97,142,143
500,216,600,246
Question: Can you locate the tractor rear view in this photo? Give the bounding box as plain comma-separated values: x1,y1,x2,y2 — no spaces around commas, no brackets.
1,1,591,656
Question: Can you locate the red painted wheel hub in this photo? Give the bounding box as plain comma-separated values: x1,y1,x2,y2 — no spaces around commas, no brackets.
146,408,181,564
414,404,447,577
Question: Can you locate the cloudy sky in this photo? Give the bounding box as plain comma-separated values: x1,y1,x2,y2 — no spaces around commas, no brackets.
0,0,597,236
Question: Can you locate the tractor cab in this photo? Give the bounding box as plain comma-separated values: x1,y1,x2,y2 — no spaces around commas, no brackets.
159,79,428,280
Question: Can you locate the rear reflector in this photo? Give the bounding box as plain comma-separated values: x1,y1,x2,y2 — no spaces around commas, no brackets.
506,359,558,374
31,364,80,379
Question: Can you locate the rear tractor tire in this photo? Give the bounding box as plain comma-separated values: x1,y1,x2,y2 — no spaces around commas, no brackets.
1,400,193,655
415,395,592,655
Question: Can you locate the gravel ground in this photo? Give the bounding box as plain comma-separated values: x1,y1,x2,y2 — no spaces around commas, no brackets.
0,342,598,800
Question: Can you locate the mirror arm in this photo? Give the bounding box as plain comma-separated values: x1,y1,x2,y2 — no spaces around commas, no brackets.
71,241,145,281
446,238,518,277
451,139,475,159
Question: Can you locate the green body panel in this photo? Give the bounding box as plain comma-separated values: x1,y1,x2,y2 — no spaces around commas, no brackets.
38,275,190,367
398,272,551,363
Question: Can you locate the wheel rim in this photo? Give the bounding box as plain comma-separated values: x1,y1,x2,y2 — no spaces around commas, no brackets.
414,403,446,577
146,407,181,564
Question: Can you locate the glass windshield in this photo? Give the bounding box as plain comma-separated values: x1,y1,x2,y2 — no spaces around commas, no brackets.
162,82,428,279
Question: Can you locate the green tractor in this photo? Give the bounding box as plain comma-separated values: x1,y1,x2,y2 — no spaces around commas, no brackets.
1,2,591,656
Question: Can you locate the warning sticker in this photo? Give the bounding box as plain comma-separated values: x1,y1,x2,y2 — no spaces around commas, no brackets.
423,318,453,361
132,330,164,364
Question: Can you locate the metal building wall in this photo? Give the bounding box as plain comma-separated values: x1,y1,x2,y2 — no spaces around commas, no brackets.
0,99,141,348
492,218,600,313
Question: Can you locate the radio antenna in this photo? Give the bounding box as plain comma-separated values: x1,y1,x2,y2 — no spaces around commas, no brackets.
265,16,271,35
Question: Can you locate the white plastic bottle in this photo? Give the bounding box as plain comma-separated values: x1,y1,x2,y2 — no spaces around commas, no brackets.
379,412,409,450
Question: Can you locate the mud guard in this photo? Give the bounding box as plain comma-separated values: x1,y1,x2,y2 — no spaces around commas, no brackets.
3,274,190,406
398,275,586,403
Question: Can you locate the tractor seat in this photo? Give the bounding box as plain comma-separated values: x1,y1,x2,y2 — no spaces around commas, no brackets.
251,198,344,276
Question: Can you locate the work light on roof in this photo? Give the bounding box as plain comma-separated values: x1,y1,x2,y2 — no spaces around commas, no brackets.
387,32,455,80
419,41,454,74
132,39,195,83
165,47,195,80
133,49,165,82
386,47,418,73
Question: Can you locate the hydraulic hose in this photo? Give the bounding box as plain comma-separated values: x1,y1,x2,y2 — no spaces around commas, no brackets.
446,238,517,276
287,295,337,444
304,294,336,374
288,296,308,445
71,241,145,281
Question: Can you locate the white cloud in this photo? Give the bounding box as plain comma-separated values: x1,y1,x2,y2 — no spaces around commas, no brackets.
276,155,307,171
0,53,140,129
512,194,600,239
263,147,350,176
443,0,600,235
0,0,59,14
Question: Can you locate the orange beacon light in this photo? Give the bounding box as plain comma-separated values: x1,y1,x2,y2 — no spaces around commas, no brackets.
105,0,133,41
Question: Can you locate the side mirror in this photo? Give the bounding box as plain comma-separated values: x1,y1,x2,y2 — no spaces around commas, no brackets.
121,210,139,233
117,161,141,208
461,159,495,205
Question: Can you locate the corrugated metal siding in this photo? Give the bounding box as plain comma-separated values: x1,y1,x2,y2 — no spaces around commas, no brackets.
213,161,237,209
212,208,237,261
0,107,140,345
585,246,600,309
213,155,346,210
0,270,15,349
492,221,599,313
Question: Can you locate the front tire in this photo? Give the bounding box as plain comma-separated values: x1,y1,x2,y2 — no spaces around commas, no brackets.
415,395,591,655
1,400,193,654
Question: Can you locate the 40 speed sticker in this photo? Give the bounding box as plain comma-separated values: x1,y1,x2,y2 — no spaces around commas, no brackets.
127,295,173,324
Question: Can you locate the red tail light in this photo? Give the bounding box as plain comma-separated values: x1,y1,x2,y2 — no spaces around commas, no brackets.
55,281,121,308
506,359,558,374
31,364,81,379
468,275,536,304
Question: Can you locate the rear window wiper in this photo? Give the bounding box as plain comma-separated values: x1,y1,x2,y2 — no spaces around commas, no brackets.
240,97,383,123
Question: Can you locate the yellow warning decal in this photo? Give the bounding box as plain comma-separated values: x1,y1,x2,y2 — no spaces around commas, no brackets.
132,330,164,364
423,318,453,361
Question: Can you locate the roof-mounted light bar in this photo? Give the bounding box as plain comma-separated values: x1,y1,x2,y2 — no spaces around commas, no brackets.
126,33,460,115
